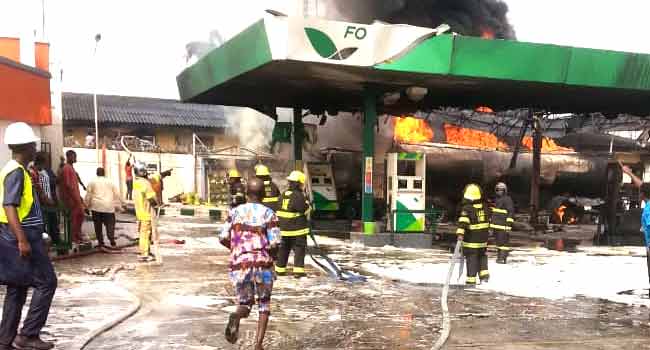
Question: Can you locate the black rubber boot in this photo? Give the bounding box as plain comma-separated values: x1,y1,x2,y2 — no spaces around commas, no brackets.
496,250,506,264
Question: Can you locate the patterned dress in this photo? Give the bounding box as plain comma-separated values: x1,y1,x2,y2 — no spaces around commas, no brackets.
220,203,280,312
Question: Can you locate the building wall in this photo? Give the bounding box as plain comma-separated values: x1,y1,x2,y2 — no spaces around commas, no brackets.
66,147,198,203
0,63,52,125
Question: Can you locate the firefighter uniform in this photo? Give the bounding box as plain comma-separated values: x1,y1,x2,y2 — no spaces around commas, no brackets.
228,169,246,208
255,165,281,212
457,184,490,285
275,171,310,277
490,183,515,264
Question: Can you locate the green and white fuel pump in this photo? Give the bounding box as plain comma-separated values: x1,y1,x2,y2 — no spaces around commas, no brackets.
304,162,340,215
386,153,427,232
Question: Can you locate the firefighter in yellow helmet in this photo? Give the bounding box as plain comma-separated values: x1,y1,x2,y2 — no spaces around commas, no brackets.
275,170,311,277
228,169,246,208
255,164,280,212
457,183,490,285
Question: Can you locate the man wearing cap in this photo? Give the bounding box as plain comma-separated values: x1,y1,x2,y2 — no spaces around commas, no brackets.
255,164,281,213
0,122,57,350
275,171,311,277
228,169,246,208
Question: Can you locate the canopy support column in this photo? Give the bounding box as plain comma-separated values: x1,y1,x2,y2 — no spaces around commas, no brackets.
362,90,377,235
530,113,542,227
293,107,304,171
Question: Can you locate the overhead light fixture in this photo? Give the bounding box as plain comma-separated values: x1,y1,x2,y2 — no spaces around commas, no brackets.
406,87,428,102
382,92,401,106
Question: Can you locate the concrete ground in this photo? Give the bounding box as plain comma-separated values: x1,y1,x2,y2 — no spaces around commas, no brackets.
12,217,650,349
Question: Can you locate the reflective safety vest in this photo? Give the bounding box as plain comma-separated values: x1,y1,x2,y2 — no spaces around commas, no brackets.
277,190,310,237
261,180,280,212
456,202,490,249
0,160,34,223
490,196,514,232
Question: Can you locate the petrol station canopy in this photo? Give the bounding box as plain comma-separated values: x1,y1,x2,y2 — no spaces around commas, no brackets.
177,16,650,115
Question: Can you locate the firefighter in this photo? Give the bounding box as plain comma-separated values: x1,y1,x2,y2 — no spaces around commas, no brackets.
132,161,158,262
275,171,310,278
490,182,515,264
228,169,246,208
457,184,490,285
255,164,281,212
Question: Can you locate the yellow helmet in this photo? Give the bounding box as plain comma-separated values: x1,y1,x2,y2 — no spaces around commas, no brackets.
287,170,306,185
463,184,483,201
228,169,241,178
255,164,270,176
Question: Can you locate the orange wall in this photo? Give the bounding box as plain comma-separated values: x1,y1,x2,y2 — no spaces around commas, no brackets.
0,37,20,62
0,64,51,125
35,42,49,71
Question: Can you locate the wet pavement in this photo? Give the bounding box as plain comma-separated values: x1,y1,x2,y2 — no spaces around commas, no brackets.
25,217,650,349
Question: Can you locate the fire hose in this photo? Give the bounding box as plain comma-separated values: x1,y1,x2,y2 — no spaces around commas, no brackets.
431,240,463,350
73,265,142,350
307,229,366,283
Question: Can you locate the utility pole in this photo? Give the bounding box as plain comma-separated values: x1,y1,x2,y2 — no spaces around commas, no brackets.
93,33,102,165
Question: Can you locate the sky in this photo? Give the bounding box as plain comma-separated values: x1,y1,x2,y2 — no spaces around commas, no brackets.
1,0,649,100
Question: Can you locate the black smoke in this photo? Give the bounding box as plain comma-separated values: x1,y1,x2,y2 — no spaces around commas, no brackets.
331,0,516,39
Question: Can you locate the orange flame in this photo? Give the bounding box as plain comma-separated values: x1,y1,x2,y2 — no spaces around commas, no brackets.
476,106,494,113
522,136,575,153
481,29,495,39
393,116,434,144
555,205,578,225
556,205,567,223
444,124,509,150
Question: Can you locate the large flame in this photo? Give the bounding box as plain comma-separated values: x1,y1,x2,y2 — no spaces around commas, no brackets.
522,136,575,153
393,116,434,144
444,124,509,150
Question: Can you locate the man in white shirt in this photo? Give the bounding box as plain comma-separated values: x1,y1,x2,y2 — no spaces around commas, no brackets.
84,132,95,148
84,168,124,248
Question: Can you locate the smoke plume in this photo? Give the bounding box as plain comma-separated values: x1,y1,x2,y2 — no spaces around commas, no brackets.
330,0,515,39
225,107,275,152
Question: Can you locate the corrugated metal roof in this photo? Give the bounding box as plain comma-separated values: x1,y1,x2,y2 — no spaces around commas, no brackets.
63,92,227,128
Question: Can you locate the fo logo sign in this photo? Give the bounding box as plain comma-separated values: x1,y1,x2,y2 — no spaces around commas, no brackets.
305,26,366,61
344,26,368,40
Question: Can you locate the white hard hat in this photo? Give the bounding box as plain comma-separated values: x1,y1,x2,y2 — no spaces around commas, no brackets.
4,122,39,145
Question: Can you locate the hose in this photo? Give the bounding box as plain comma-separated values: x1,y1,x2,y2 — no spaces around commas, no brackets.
73,265,142,350
431,240,463,350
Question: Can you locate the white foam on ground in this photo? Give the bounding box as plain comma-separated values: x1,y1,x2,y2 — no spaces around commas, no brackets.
362,248,650,306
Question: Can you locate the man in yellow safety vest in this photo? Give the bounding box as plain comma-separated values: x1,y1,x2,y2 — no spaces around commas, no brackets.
0,122,57,350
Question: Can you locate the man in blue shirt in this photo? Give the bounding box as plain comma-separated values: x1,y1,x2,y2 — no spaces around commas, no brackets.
621,162,650,298
0,123,57,350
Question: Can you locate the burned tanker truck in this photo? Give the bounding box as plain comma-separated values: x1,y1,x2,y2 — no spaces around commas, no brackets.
314,114,639,229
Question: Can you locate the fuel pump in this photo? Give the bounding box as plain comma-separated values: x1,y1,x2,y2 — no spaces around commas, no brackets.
386,153,426,232
304,162,340,217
